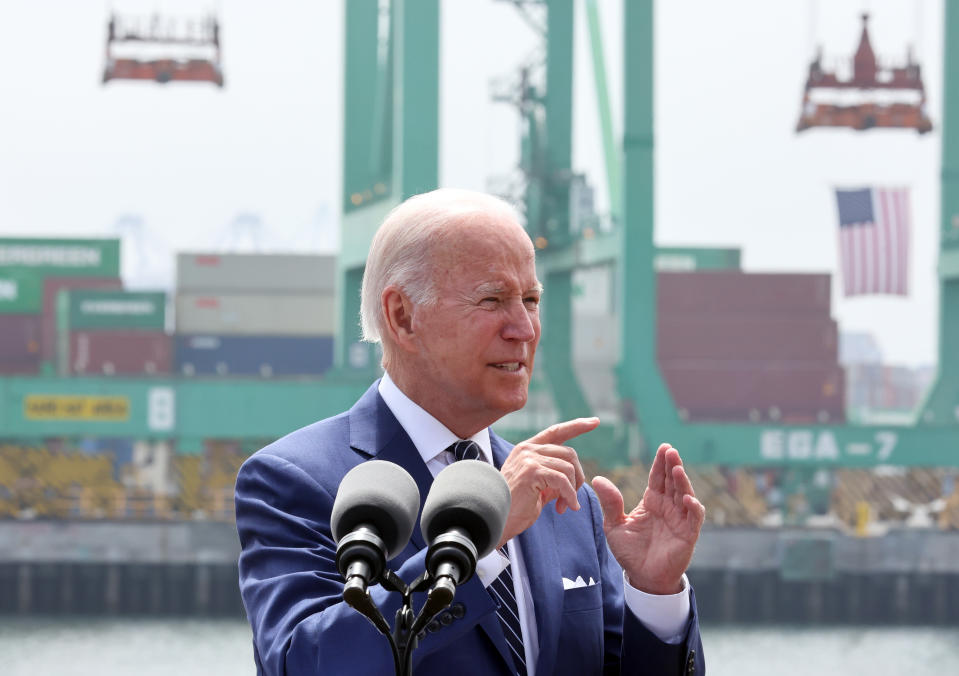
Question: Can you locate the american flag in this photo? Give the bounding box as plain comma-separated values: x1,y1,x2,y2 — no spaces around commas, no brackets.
835,187,910,297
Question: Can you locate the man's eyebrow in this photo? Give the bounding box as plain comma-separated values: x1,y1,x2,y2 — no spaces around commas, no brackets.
474,283,505,296
473,283,544,295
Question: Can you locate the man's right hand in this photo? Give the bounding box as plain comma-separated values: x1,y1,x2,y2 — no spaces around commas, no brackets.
497,417,600,547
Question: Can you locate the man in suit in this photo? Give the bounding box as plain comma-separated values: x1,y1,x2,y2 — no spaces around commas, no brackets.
236,189,706,675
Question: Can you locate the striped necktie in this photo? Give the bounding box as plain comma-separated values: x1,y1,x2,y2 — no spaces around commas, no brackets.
446,440,527,675
448,439,482,462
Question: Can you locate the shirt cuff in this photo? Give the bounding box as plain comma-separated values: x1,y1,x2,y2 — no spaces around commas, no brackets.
622,573,691,644
475,547,510,587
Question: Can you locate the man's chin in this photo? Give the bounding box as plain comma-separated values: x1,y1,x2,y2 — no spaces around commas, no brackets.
494,391,529,417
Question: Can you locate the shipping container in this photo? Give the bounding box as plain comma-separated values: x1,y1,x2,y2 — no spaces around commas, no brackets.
0,238,120,278
0,315,42,374
657,317,838,362
174,335,334,376
61,289,166,331
660,361,846,423
657,271,832,318
41,277,122,363
176,253,336,293
68,330,172,375
0,269,43,315
175,293,335,335
654,247,741,271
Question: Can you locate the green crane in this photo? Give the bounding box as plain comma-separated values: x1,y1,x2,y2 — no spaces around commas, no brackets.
336,0,959,469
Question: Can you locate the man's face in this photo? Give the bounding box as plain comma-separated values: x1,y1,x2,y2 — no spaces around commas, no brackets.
404,214,541,436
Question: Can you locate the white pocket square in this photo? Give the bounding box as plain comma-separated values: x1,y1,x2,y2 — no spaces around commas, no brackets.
562,575,597,590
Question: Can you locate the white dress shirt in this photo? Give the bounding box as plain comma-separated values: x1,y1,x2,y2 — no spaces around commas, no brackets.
378,374,690,673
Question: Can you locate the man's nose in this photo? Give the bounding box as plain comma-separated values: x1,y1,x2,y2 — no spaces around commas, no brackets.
501,301,537,341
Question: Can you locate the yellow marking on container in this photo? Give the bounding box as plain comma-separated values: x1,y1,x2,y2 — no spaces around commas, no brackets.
24,395,130,421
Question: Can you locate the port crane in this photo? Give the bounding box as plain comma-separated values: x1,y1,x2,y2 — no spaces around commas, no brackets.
336,0,959,469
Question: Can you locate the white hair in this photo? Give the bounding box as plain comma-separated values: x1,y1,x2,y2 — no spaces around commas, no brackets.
360,188,522,343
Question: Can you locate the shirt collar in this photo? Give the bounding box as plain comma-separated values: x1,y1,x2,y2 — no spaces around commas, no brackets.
378,372,492,466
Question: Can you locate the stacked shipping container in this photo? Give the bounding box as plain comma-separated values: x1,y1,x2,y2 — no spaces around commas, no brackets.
57,289,171,375
3,238,847,422
657,271,845,423
43,277,123,365
0,270,43,373
174,253,336,377
0,238,122,375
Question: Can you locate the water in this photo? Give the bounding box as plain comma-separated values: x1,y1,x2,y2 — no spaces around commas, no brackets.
0,618,253,676
703,624,959,676
1,619,957,675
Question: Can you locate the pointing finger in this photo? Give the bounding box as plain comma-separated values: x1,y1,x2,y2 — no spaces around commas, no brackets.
528,417,600,446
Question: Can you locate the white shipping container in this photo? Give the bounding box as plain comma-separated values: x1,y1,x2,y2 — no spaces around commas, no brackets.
175,293,336,336
176,253,337,293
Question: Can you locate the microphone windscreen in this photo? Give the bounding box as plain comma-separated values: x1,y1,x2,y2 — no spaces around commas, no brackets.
331,460,420,560
420,460,511,558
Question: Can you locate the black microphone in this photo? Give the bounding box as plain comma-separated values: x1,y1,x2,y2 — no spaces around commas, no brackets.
331,460,420,605
419,459,511,605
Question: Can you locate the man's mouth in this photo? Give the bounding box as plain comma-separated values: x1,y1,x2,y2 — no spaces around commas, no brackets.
491,362,522,372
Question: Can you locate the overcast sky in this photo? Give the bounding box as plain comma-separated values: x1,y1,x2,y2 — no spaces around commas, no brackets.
0,0,944,367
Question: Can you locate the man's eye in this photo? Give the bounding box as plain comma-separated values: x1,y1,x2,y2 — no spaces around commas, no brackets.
481,297,499,305
524,297,540,308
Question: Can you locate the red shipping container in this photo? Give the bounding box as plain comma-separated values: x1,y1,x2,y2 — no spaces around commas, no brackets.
69,330,171,375
657,317,838,362
0,314,42,374
42,277,122,363
660,361,845,423
657,271,832,318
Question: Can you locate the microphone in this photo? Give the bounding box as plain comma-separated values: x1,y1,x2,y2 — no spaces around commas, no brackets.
420,459,511,605
331,460,420,604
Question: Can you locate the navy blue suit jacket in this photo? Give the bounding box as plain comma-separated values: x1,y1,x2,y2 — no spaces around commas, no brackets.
236,382,704,675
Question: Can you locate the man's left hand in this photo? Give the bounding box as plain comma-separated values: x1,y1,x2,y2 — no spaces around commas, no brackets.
591,443,705,595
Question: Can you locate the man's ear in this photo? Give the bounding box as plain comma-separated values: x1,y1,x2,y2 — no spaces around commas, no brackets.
381,286,417,352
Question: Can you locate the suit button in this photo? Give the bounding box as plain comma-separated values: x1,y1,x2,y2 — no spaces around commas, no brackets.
427,620,441,633
439,610,454,626
450,602,466,619
686,648,696,675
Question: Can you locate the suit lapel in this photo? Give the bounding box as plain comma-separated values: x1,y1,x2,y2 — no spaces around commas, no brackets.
491,433,563,676
519,509,562,676
348,382,432,550
348,397,528,674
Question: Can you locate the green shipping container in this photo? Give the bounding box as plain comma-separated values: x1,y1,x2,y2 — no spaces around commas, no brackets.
0,269,43,314
62,289,167,331
0,238,120,278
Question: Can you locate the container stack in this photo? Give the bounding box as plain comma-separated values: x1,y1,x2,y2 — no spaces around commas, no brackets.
174,253,336,377
0,269,43,374
0,238,122,375
57,289,171,375
656,270,845,424
42,277,123,367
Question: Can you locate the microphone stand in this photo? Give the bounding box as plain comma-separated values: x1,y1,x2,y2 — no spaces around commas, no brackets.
342,568,457,676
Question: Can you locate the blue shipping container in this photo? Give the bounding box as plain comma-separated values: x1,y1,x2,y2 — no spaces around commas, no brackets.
174,335,334,377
